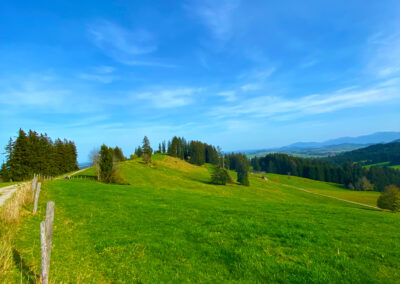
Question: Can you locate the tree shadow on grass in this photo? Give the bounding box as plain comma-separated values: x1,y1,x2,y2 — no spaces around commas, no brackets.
12,248,38,283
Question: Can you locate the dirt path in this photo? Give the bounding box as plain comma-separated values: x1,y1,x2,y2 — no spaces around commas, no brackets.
0,168,87,208
0,183,25,207
277,182,380,210
56,168,88,180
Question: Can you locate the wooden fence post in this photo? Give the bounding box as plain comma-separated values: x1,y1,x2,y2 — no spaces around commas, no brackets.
31,175,37,199
41,201,54,284
33,182,41,214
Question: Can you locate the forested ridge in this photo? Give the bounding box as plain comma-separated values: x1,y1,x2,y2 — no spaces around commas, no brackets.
0,129,79,181
251,153,400,191
323,141,400,166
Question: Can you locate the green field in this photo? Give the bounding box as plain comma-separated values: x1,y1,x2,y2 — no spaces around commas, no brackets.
263,173,380,207
363,161,400,170
4,154,400,283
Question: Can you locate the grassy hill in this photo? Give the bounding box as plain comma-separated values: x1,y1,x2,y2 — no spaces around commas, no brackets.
4,154,400,283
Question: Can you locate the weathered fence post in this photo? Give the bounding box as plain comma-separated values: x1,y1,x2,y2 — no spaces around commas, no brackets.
40,201,54,284
31,175,37,199
33,182,41,214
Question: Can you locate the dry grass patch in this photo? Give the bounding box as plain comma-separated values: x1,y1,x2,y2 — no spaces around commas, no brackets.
0,183,32,280
157,155,204,172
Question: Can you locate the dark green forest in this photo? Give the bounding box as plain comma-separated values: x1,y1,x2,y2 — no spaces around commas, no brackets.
251,153,400,191
323,141,400,166
0,129,79,181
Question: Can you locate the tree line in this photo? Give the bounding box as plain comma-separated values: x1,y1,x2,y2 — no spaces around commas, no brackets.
323,141,400,166
250,153,400,191
0,129,79,181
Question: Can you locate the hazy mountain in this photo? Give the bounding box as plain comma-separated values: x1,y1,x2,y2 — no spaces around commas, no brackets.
245,131,400,157
319,132,400,147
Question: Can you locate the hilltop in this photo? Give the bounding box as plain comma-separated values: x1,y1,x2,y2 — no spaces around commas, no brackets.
4,154,400,283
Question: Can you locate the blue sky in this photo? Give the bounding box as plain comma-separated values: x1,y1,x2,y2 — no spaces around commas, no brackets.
1,0,400,162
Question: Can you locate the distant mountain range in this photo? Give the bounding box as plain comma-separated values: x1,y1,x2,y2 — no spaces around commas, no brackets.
245,131,400,158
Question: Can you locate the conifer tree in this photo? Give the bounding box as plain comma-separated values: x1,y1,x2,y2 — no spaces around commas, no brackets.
1,129,79,181
135,147,143,157
142,136,152,163
113,146,125,162
236,154,250,186
99,145,113,183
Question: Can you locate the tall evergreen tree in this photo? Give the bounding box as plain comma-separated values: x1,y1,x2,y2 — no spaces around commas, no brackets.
99,145,113,183
142,136,152,163
1,129,79,181
236,154,250,186
113,146,125,162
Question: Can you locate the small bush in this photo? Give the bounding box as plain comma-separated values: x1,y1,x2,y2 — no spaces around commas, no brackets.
211,167,232,185
377,185,400,212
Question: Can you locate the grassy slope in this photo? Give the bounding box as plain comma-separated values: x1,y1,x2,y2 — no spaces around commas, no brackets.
264,173,380,207
8,154,400,283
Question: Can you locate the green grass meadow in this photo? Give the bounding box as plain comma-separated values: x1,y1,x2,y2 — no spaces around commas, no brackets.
5,154,400,283
363,161,400,170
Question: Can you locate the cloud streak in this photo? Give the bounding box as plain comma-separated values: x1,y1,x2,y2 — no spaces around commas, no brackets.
186,0,240,41
367,32,400,78
210,86,397,120
87,20,174,67
136,87,203,108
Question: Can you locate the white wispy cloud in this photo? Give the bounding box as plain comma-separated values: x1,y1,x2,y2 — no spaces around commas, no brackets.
237,67,274,92
136,87,203,108
238,68,275,81
88,20,156,54
367,32,400,78
79,73,116,83
241,83,260,92
0,74,68,107
87,20,174,67
217,90,236,102
300,59,318,69
210,86,397,120
95,66,116,74
0,88,69,107
186,0,240,41
0,73,103,113
78,65,118,83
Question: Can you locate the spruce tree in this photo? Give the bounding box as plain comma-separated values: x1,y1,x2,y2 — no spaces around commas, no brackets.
99,145,113,183
113,146,125,162
142,136,152,163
